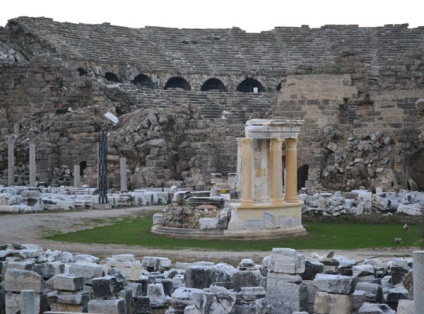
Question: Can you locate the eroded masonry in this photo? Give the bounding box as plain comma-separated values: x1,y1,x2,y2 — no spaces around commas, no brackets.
1,18,424,192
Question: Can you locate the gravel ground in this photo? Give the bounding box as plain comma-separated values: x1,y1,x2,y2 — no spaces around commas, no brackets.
0,207,418,264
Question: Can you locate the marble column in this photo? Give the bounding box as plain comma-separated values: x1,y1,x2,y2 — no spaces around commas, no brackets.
8,136,15,186
29,141,36,187
74,165,81,188
240,138,254,206
236,138,242,191
270,138,284,205
414,251,424,314
120,157,128,192
285,138,298,203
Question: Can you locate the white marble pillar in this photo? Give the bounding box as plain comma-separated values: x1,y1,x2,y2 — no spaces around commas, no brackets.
414,251,424,314
29,141,36,187
240,138,254,206
120,157,128,192
285,138,298,203
74,165,81,188
8,136,15,186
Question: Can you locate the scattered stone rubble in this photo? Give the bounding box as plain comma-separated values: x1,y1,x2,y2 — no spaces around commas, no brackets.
300,189,424,217
0,244,415,313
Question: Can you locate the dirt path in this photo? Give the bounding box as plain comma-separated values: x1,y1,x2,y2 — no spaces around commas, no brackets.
0,207,417,264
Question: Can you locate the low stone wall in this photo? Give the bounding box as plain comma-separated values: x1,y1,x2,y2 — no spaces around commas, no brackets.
0,244,415,314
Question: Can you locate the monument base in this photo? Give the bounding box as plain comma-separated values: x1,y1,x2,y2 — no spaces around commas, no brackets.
151,201,307,240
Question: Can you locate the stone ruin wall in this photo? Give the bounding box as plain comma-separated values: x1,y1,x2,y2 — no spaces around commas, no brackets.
1,17,424,191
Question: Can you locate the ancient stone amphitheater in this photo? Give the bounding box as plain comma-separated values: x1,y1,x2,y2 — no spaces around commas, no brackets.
1,17,424,192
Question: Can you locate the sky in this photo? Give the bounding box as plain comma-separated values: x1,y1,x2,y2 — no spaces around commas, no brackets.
0,0,422,32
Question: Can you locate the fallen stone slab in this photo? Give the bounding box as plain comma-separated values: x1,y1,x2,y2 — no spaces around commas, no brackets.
313,274,357,294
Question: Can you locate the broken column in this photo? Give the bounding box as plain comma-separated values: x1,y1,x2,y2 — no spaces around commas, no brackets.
7,136,15,186
73,165,81,188
120,157,128,192
29,141,36,187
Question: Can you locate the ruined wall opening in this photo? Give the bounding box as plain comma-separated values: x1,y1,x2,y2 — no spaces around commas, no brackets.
105,72,120,83
79,161,87,177
132,74,154,88
201,78,227,91
237,78,265,93
164,77,191,90
77,67,87,76
408,149,424,190
297,164,309,191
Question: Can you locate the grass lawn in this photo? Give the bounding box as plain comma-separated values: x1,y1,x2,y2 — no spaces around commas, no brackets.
46,212,423,251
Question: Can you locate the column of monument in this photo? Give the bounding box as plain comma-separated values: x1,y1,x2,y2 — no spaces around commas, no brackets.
270,138,284,205
236,138,242,192
120,157,128,192
8,136,15,186
285,138,298,203
240,138,254,206
29,141,36,187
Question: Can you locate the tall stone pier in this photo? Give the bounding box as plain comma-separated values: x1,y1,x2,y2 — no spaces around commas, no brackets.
29,141,36,187
8,136,15,186
227,119,307,239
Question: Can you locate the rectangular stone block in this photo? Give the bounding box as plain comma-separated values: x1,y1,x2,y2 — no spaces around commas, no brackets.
314,291,352,314
88,298,127,314
92,276,120,299
6,291,48,314
4,269,45,293
68,262,106,279
313,273,357,294
266,278,308,313
269,248,305,274
50,274,85,291
33,262,65,279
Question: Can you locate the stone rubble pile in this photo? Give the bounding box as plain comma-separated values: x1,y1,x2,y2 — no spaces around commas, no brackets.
0,185,170,213
300,189,424,216
0,244,415,313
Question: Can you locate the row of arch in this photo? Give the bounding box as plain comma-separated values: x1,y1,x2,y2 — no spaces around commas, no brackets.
98,71,283,92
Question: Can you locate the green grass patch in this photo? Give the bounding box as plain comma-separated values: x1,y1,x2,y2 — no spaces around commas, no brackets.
46,212,422,251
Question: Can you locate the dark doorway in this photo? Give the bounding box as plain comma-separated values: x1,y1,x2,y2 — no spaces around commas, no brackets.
132,74,154,88
237,78,265,93
164,77,191,90
297,164,309,191
201,78,227,91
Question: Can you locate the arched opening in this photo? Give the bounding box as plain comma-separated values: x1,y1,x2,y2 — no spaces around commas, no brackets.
276,82,282,91
105,72,120,83
132,74,154,89
409,149,424,190
164,77,191,90
297,164,309,191
201,78,227,91
79,161,87,177
237,78,265,93
77,67,87,76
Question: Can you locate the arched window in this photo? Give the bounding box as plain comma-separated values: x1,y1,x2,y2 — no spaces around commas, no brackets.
201,78,226,91
105,72,120,83
132,74,154,89
164,77,191,90
237,78,265,93
79,161,87,177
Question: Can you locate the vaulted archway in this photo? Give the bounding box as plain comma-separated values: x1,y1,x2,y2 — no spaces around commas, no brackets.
237,78,265,93
297,164,309,191
164,77,191,90
132,74,154,88
105,72,120,82
408,149,424,190
201,78,226,91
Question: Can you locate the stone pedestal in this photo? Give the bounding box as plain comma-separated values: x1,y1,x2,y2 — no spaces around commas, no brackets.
73,165,81,188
